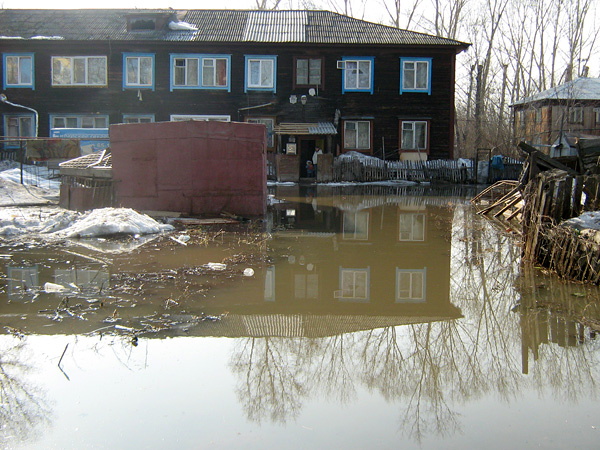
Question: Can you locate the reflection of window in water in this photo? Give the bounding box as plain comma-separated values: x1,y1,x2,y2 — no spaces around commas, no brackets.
54,269,109,292
399,213,425,241
264,266,275,301
343,211,369,240
294,273,319,299
7,265,39,300
396,268,426,302
335,267,370,301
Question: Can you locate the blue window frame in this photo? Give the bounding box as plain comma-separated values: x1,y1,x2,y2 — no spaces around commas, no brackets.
122,114,155,124
123,53,155,90
400,57,432,94
50,114,109,129
3,53,34,89
340,57,374,94
244,55,277,93
169,54,231,92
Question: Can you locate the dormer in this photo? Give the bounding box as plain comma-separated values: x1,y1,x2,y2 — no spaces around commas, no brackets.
126,13,174,32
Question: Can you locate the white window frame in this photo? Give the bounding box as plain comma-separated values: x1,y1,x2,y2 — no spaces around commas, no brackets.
401,120,428,151
122,114,155,124
594,107,600,124
123,53,154,90
295,57,322,87
400,57,432,94
396,268,426,303
341,57,374,93
50,114,109,129
335,267,370,302
399,213,425,241
343,120,371,151
3,53,34,89
51,56,107,87
568,106,583,124
343,211,370,240
170,115,231,122
245,55,277,92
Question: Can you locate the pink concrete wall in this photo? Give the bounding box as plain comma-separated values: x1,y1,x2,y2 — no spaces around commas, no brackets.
110,120,267,217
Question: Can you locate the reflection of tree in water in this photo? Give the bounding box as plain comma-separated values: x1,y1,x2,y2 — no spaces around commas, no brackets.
230,205,600,441
0,338,51,447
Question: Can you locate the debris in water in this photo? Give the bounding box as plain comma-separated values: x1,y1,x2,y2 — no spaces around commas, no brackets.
243,268,254,277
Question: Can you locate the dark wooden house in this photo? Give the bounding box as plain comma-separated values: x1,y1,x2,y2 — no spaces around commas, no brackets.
0,9,468,176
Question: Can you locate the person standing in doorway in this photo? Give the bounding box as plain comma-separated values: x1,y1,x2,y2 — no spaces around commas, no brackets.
312,147,323,177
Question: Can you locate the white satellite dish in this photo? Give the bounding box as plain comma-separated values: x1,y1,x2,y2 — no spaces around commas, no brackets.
308,88,316,96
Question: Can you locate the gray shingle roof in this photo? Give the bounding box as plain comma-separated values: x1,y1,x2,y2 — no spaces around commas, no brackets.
513,77,600,106
0,9,469,48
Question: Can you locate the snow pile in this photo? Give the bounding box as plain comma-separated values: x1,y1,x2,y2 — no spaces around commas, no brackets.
562,212,600,231
338,151,383,166
168,21,199,31
52,208,174,238
0,207,77,236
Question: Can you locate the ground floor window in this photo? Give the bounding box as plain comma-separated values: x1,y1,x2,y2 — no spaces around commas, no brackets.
400,120,429,152
3,114,34,147
399,213,425,241
122,114,155,124
343,120,371,152
245,117,275,149
51,114,108,129
170,114,231,122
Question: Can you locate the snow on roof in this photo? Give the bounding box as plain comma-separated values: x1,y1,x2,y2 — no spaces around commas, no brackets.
513,77,600,106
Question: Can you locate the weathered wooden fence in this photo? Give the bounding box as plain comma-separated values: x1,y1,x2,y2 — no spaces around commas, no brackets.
522,169,600,284
332,157,523,184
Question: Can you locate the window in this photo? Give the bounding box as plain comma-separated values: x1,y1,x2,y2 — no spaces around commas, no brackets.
245,55,277,92
340,57,374,93
3,53,34,89
535,108,543,123
170,115,231,122
343,211,369,240
123,53,154,89
400,120,428,151
170,54,230,91
122,114,155,124
568,106,583,124
595,108,600,124
400,57,432,94
246,118,275,148
51,114,108,128
396,269,426,302
399,213,425,241
3,114,34,147
336,268,370,301
295,58,322,87
52,56,107,86
343,120,371,151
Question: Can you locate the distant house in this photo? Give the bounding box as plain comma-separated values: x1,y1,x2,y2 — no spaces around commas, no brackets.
0,8,468,176
511,77,600,151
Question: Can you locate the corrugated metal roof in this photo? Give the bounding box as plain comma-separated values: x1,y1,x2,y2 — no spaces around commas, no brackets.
513,77,600,105
0,9,469,48
274,122,338,135
59,150,112,169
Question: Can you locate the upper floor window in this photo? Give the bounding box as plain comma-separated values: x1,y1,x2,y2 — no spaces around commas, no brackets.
343,120,371,151
339,57,374,93
170,115,231,122
396,268,426,302
295,57,322,87
52,56,107,87
401,120,428,151
51,114,108,129
399,213,425,241
170,54,230,91
400,57,432,94
595,107,600,124
245,55,277,92
3,53,34,89
124,53,154,90
123,114,155,124
568,106,583,124
535,107,543,124
336,267,370,302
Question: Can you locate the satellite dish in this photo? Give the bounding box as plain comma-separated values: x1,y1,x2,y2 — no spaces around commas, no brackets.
309,88,316,96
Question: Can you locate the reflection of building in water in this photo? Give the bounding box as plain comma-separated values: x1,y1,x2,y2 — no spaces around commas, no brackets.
7,265,39,301
54,268,110,293
216,184,462,336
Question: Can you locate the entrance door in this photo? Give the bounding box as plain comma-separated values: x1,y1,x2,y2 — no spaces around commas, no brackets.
300,139,316,178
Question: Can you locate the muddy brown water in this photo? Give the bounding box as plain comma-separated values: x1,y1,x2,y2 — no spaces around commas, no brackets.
1,184,599,449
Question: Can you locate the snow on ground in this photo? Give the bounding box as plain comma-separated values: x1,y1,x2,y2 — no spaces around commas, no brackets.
562,212,600,231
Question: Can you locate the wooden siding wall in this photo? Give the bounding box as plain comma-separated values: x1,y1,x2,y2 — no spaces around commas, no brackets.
0,41,458,159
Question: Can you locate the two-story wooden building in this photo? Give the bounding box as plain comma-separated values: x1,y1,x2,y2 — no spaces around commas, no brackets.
511,77,600,153
1,9,468,172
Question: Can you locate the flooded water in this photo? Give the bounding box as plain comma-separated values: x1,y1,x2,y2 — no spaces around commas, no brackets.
1,184,600,449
